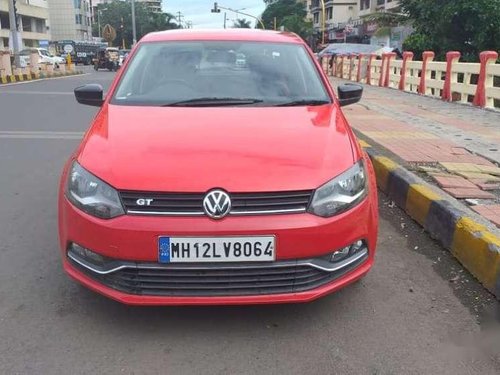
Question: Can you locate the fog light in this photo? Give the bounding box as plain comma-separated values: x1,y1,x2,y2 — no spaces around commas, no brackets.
330,240,367,263
350,240,365,255
330,246,351,262
69,243,107,266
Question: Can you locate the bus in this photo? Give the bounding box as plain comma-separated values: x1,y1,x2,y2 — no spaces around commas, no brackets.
52,40,108,65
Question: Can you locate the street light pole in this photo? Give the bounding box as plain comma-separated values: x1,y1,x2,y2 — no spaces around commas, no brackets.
8,0,21,67
320,0,326,45
97,7,108,39
131,0,137,46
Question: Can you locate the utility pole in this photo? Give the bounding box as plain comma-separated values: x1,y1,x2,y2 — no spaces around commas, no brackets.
131,0,137,46
176,11,184,25
8,0,21,67
223,12,227,29
97,7,108,39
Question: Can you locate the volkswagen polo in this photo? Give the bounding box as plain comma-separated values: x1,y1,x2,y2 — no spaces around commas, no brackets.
59,29,378,305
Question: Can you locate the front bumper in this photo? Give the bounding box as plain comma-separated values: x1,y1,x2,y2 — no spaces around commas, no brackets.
58,154,379,305
63,254,373,305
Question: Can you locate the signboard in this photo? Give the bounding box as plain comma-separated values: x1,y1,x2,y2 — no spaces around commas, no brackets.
63,44,74,54
39,40,49,48
364,21,378,35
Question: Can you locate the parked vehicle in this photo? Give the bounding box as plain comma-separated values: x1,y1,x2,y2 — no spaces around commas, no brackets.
119,49,131,66
93,47,120,71
61,29,378,305
18,48,65,68
53,40,107,65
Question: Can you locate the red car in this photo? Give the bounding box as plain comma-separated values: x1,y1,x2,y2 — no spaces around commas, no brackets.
59,29,378,305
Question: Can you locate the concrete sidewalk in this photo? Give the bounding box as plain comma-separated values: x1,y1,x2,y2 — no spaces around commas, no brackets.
332,77,500,227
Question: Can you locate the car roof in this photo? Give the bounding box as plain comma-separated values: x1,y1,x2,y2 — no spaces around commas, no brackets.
141,29,304,44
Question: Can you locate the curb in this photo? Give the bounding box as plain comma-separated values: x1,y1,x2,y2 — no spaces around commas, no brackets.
364,144,500,299
0,70,84,85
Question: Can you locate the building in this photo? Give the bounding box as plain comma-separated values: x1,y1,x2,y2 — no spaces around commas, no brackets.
359,0,412,49
310,0,359,44
48,0,92,41
310,0,411,50
138,0,162,13
0,0,51,50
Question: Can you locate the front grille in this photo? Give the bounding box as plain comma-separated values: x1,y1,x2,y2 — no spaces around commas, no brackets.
120,190,313,216
69,256,367,297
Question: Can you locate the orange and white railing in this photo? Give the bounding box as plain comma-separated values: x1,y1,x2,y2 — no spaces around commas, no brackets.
321,50,500,110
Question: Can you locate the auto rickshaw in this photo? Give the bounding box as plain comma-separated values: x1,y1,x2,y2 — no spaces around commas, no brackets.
93,47,120,71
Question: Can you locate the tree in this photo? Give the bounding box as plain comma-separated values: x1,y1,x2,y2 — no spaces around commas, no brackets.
281,14,313,40
259,0,312,41
368,0,500,61
93,1,180,48
232,18,251,29
260,0,307,30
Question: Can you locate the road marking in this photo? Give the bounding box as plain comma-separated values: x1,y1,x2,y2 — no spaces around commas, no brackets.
0,73,91,88
0,91,73,95
0,131,84,140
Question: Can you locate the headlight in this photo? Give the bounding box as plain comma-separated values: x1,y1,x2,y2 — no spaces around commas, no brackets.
308,161,367,218
65,161,125,219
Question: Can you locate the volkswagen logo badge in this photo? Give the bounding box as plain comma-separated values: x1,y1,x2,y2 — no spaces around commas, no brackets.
203,190,231,219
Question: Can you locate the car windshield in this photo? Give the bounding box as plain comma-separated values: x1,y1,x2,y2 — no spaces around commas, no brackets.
112,41,331,107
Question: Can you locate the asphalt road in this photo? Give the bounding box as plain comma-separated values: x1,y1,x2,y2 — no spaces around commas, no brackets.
0,71,499,375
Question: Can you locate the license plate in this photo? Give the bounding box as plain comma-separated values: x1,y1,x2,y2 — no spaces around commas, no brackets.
158,236,275,263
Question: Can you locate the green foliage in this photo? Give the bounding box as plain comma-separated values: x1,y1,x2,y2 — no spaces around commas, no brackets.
400,0,500,61
94,0,180,48
364,11,408,27
260,0,307,30
260,0,312,40
232,18,252,29
281,15,313,40
402,33,433,60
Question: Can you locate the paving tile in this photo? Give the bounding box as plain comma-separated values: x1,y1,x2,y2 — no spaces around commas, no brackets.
439,162,482,173
451,147,470,155
443,188,496,199
476,165,500,176
472,205,500,227
431,175,477,189
475,182,500,191
460,173,500,181
363,131,438,140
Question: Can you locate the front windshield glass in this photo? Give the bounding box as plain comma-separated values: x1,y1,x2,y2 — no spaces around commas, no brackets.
112,41,330,107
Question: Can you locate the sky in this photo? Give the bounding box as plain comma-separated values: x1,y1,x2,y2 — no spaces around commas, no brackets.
163,1,266,29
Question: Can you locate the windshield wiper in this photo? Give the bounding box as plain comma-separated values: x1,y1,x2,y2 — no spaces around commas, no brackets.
274,99,331,107
163,97,264,107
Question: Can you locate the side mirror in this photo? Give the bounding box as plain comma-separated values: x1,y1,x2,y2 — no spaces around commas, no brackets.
338,83,363,107
74,84,104,107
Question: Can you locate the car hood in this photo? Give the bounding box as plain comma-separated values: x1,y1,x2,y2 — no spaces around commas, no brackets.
77,104,356,192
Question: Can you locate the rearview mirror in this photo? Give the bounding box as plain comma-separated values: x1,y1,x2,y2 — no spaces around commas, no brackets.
338,84,363,107
74,84,104,107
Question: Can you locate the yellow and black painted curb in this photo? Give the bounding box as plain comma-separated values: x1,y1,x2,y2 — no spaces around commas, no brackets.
363,142,500,299
0,70,84,85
